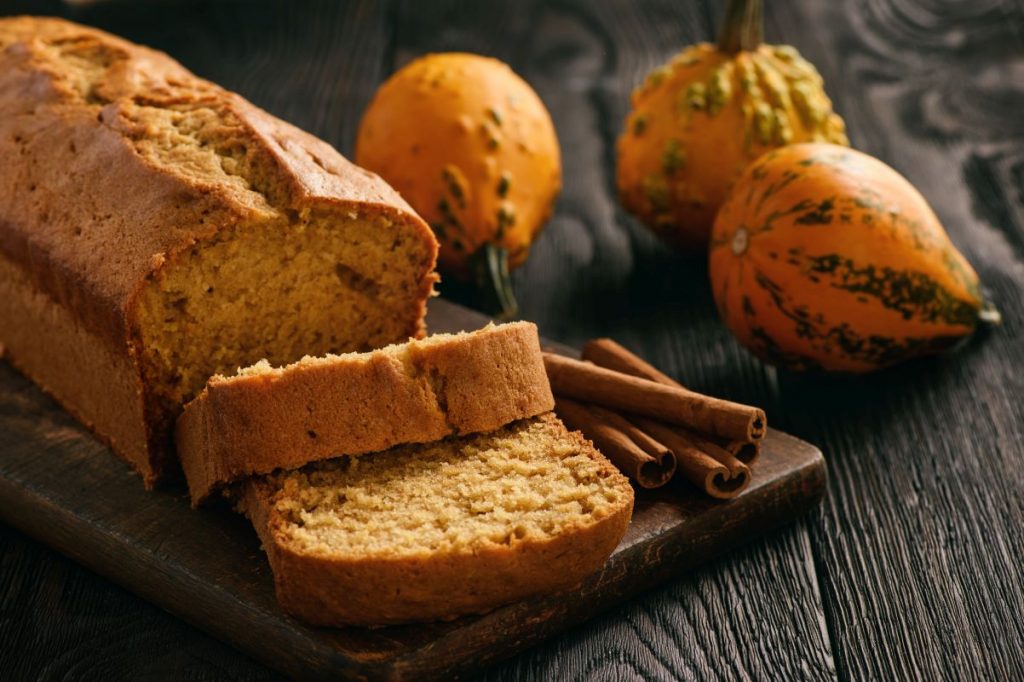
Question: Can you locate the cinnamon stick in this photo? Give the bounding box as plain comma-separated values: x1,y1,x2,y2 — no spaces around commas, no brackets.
682,428,748,478
722,439,760,466
633,417,751,499
583,337,767,454
543,353,766,442
554,397,676,489
582,338,679,386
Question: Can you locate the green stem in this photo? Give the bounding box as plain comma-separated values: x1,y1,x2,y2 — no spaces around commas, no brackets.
470,243,519,320
717,0,763,53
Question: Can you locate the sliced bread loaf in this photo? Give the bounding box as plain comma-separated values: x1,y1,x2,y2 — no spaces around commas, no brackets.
236,413,634,626
0,17,438,485
177,322,553,504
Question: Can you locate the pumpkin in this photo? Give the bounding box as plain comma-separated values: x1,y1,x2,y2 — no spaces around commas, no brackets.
356,53,561,318
709,143,999,373
616,0,848,250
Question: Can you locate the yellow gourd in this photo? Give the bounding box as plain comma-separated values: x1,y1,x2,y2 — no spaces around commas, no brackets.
356,53,561,317
617,0,848,250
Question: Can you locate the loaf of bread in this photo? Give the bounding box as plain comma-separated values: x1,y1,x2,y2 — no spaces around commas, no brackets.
176,322,554,504
0,17,438,485
237,413,634,626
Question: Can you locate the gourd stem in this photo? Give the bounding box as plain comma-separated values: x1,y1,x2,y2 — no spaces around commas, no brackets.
717,0,763,54
978,301,1002,326
471,243,519,321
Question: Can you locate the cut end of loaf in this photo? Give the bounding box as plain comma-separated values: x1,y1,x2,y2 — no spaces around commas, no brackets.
135,209,437,470
237,414,634,626
257,414,631,559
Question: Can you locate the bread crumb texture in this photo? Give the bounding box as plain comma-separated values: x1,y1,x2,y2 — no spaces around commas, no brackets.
263,416,632,558
136,211,433,416
228,323,498,380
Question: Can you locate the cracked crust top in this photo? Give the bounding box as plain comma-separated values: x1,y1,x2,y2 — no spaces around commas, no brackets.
0,16,433,343
176,322,555,505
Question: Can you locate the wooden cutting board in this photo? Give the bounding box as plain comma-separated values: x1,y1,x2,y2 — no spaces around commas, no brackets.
0,299,826,681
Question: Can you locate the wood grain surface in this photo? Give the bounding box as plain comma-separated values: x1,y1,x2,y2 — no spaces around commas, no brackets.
768,3,1024,680
1,0,1022,680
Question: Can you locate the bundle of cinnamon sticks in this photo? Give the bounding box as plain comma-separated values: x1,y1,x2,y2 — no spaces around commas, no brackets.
546,339,766,499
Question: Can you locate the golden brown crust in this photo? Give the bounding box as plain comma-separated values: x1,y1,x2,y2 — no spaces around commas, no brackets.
0,17,437,482
177,322,554,505
0,254,152,476
238,415,634,627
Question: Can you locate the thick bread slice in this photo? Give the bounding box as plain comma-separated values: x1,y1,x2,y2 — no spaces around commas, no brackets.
0,17,437,485
236,413,634,626
177,322,554,504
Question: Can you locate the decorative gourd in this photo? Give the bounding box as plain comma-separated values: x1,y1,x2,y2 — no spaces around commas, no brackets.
356,53,561,318
616,0,848,250
709,143,999,373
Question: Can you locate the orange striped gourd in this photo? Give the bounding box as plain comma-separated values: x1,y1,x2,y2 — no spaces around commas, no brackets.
709,143,999,372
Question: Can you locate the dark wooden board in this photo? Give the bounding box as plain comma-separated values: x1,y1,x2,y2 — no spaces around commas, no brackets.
0,298,825,681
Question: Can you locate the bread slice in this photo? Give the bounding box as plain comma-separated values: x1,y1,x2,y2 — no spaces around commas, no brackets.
236,413,634,626
177,322,554,504
0,17,437,485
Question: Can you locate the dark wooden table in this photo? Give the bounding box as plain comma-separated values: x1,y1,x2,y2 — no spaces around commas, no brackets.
2,1,1022,679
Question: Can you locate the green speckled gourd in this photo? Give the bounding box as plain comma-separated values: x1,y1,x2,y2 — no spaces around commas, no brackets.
617,0,848,250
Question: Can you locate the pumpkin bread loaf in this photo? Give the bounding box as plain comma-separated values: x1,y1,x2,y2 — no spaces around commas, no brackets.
236,413,634,626
176,322,554,505
0,17,438,485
